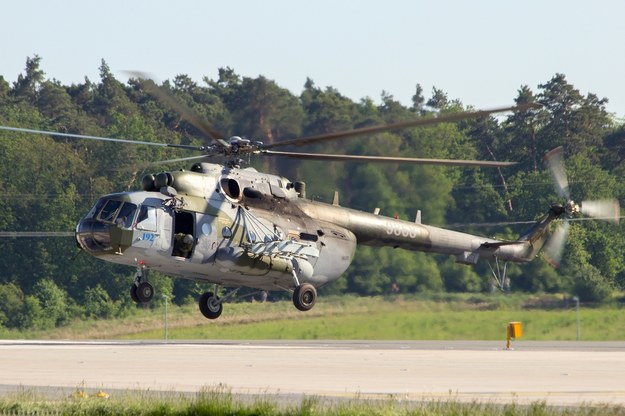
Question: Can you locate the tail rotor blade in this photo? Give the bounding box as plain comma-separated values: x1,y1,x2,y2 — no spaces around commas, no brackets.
544,146,570,200
543,221,570,268
581,199,621,224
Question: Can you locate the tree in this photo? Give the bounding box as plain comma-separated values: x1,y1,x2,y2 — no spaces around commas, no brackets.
536,74,611,160
411,83,425,113
426,87,449,110
92,59,137,122
37,80,76,127
448,169,507,227
0,75,9,103
502,85,540,172
301,81,357,136
12,55,45,102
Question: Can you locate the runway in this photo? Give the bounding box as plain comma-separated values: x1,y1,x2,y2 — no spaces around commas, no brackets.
1,340,625,406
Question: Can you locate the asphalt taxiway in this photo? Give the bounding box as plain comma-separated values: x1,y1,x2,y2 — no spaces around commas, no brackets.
1,340,624,406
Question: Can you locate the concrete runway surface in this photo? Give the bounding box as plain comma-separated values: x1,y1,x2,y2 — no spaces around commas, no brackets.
1,340,624,406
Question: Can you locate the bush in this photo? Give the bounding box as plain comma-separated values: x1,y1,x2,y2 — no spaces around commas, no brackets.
0,283,45,329
32,278,71,328
0,283,26,328
571,264,613,303
83,284,118,319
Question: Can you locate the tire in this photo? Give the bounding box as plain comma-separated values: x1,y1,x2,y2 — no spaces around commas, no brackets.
130,285,140,303
136,282,154,303
293,283,317,312
199,292,223,319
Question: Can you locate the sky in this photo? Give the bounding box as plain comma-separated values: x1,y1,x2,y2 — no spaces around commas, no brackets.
2,0,625,119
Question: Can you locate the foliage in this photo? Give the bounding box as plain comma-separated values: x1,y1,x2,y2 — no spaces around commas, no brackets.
0,56,624,330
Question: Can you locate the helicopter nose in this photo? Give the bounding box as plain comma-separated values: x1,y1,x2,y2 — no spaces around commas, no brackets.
75,218,113,253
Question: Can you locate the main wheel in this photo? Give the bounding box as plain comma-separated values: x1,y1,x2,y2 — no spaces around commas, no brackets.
136,282,154,303
199,292,223,319
293,283,317,311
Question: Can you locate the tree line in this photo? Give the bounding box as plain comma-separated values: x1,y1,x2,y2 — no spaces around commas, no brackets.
0,55,623,330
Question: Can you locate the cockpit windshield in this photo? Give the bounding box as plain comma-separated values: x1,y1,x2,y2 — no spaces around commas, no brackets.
99,200,122,222
85,198,138,229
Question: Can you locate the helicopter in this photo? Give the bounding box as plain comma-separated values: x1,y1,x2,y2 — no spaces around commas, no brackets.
0,77,620,320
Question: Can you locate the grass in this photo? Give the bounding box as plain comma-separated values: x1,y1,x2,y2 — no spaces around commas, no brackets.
1,387,624,416
2,293,624,341
138,304,623,341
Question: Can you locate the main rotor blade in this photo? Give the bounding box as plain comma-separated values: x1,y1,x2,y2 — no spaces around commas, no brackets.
543,220,570,268
126,71,230,150
581,199,621,224
543,146,570,200
445,216,625,229
150,155,210,165
261,150,517,167
264,103,541,150
0,231,74,238
0,126,204,151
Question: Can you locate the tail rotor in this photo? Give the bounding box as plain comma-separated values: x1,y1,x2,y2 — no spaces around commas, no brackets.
542,146,620,266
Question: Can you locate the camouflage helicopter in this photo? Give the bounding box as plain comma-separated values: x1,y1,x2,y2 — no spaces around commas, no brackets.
0,79,619,320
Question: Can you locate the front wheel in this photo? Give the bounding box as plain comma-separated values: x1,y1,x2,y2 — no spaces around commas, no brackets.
136,282,154,303
199,292,223,319
293,283,317,312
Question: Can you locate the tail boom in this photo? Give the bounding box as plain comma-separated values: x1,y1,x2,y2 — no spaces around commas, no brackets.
297,200,562,265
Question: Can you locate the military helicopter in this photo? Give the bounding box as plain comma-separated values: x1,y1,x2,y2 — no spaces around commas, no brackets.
0,77,620,320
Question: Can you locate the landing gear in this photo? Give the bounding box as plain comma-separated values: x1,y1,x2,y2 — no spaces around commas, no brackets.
289,264,317,311
130,264,154,304
199,292,223,320
131,281,154,303
197,286,240,320
293,283,317,311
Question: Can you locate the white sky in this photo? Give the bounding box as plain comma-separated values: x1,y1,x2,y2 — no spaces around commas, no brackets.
2,0,625,118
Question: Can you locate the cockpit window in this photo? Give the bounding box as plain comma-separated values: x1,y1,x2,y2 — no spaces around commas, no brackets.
98,200,123,222
116,203,138,228
87,199,138,229
85,198,106,219
136,205,157,231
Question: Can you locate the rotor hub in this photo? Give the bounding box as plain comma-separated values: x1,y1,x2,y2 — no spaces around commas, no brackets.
565,200,580,216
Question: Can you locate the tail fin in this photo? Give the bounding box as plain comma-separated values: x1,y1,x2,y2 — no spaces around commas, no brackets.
515,205,565,261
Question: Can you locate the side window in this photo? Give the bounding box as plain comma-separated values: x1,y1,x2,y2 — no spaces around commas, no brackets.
136,205,157,231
